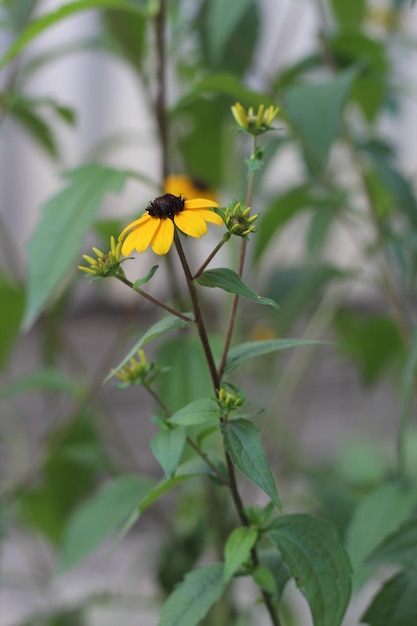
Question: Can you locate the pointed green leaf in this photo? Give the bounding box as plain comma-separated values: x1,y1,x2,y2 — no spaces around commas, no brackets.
252,565,277,593
368,517,417,568
197,268,278,310
0,0,154,70
169,398,220,426
151,428,187,478
223,526,258,582
59,475,154,571
221,418,281,510
346,482,417,590
207,0,252,63
105,314,192,382
362,568,417,626
268,514,352,626
224,338,325,374
23,164,130,330
283,68,358,171
159,563,226,626
133,264,158,288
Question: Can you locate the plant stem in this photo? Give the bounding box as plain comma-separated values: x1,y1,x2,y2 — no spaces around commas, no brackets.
115,273,191,322
193,235,229,280
174,232,221,391
155,0,168,182
218,136,257,379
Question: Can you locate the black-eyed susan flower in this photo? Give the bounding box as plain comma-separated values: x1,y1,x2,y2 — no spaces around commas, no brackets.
119,193,223,256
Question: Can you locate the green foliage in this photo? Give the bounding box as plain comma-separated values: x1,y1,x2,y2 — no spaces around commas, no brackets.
221,418,282,510
345,482,417,590
169,398,220,426
224,338,325,374
0,274,24,369
59,474,154,571
23,165,130,330
362,568,417,626
159,562,226,626
267,514,352,626
197,268,278,310
223,526,258,582
151,428,187,478
282,68,357,171
329,0,366,31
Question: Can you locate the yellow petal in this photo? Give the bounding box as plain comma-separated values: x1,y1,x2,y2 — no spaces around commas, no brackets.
192,208,224,226
174,210,207,238
151,218,174,255
119,212,150,240
184,198,219,209
121,216,160,256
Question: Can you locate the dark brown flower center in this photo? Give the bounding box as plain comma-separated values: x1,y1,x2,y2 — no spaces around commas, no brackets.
147,194,185,219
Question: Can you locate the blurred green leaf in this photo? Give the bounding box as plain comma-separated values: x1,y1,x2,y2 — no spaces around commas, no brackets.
5,0,37,30
0,274,24,369
23,164,130,330
346,482,417,590
335,312,404,385
368,517,417,568
104,8,147,71
8,98,59,157
197,268,279,310
268,514,352,626
223,526,258,582
257,550,290,599
169,398,220,426
361,568,417,626
159,563,226,626
151,428,187,478
105,313,193,383
59,474,154,571
329,0,366,31
20,418,106,544
282,68,357,171
0,0,154,70
156,334,214,413
224,338,325,375
222,418,282,510
0,368,82,400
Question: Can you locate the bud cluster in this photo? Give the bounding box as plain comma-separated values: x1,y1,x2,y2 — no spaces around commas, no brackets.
113,349,158,387
217,385,245,414
224,202,259,239
231,102,279,136
78,236,123,278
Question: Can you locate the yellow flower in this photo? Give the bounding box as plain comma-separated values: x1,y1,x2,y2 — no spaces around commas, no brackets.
231,102,280,135
164,175,217,203
119,193,223,256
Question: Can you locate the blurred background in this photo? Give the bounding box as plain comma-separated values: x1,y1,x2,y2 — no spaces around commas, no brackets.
1,0,417,624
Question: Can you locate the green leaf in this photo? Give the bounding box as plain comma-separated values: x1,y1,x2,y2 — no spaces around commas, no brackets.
0,275,24,369
282,68,357,171
268,514,352,626
258,549,291,599
104,8,147,72
399,328,417,452
104,314,192,383
223,526,258,582
23,164,130,330
133,264,159,288
346,482,417,590
329,0,366,31
151,428,187,479
0,369,81,400
224,338,325,374
206,0,252,64
0,0,154,70
138,473,205,514
169,398,220,426
368,517,417,568
59,475,154,571
252,565,277,593
221,418,282,510
159,562,226,626
10,100,59,157
362,568,417,626
197,268,278,310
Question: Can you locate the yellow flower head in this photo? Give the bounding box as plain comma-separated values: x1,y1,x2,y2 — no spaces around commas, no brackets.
164,174,217,203
231,102,280,135
119,193,223,256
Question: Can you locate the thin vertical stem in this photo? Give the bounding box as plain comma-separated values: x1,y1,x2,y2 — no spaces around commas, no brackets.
155,0,168,182
218,136,257,379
